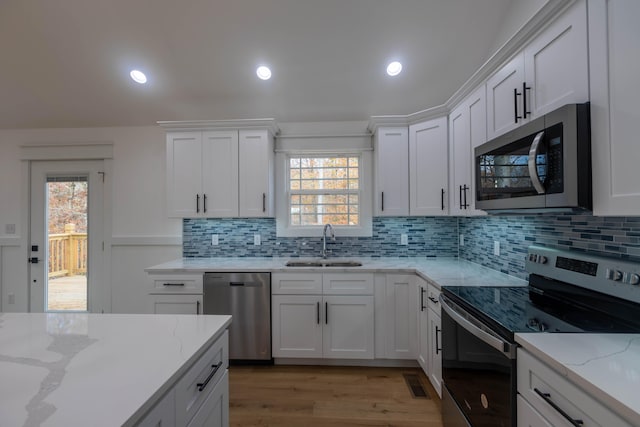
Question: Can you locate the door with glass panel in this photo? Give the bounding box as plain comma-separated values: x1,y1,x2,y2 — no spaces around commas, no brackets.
29,161,104,312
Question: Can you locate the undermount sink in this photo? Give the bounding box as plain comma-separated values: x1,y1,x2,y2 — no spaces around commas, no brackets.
285,259,362,267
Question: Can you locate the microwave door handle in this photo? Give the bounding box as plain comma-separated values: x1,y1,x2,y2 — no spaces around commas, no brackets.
440,294,516,359
528,131,546,194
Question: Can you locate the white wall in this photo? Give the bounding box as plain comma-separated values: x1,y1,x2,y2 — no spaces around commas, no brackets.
0,126,181,313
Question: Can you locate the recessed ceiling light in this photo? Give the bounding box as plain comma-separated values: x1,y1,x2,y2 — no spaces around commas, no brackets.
256,66,272,80
386,61,403,77
130,69,147,84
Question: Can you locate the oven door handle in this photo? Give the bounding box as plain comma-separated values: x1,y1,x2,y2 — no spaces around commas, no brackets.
528,131,546,194
440,294,516,359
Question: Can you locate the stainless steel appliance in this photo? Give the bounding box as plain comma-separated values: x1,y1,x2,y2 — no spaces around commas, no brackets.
203,272,271,362
475,103,591,212
440,246,640,427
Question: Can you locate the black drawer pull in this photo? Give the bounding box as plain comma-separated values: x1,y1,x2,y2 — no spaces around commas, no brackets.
197,361,223,392
230,282,245,286
428,296,439,304
534,388,584,426
163,283,185,287
420,287,426,312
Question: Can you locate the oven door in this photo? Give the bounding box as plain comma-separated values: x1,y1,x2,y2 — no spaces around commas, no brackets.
440,294,517,427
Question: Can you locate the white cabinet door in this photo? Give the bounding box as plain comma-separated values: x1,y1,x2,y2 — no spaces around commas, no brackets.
374,127,409,216
428,308,442,397
272,295,323,358
589,0,640,215
409,116,449,216
384,274,417,359
524,0,588,119
187,372,229,427
417,284,429,375
150,294,203,314
449,86,487,216
239,129,274,217
323,295,374,359
202,130,239,218
167,132,203,218
517,395,553,427
486,54,525,140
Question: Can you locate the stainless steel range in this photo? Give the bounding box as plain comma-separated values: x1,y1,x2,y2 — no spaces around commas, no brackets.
440,245,640,427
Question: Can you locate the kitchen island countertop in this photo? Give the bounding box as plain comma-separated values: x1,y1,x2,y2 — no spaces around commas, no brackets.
146,257,528,289
0,312,231,427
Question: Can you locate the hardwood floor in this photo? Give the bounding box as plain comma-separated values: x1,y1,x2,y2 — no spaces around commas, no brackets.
229,365,443,427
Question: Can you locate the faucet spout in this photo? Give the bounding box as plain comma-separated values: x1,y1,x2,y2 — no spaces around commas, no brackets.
321,223,335,259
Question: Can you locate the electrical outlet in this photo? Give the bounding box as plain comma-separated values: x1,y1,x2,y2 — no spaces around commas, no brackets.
5,224,15,235
254,234,261,246
459,234,465,246
493,241,500,256
494,289,500,304
400,234,408,245
211,234,219,245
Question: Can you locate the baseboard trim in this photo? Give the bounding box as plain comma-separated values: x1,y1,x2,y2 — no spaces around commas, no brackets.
273,358,420,368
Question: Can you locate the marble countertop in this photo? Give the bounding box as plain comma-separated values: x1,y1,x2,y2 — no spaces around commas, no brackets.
146,257,528,289
515,333,640,426
0,312,231,427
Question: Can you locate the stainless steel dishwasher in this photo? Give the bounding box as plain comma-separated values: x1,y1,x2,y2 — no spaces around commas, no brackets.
203,272,271,362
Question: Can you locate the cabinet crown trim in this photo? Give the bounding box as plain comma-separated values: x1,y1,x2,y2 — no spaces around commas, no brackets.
158,118,280,134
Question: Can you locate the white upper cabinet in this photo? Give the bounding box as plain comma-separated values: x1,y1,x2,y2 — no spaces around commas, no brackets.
373,126,409,216
202,130,239,218
589,0,640,215
239,129,274,217
449,86,487,216
409,116,449,216
486,0,588,140
165,122,276,218
486,54,525,140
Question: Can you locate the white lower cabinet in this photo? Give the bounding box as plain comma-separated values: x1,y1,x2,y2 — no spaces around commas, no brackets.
517,349,632,427
137,330,229,427
271,273,374,360
426,282,442,397
150,294,203,314
148,273,203,314
417,278,430,374
384,274,417,359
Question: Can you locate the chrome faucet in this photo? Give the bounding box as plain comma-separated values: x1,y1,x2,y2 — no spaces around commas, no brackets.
321,223,335,259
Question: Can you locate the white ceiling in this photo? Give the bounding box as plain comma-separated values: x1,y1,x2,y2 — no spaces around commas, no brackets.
0,0,520,129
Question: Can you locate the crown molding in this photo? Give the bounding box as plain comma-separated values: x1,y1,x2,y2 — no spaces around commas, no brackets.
157,118,280,135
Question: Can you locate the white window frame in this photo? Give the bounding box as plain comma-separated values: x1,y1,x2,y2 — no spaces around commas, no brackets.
276,150,373,237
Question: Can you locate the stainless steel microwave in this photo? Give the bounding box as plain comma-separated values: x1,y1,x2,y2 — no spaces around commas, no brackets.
474,103,591,212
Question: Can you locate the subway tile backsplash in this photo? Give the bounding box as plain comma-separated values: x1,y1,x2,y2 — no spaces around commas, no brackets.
459,214,640,279
183,214,640,280
183,216,459,258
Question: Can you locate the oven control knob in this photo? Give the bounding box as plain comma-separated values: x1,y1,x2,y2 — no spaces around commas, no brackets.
607,269,623,281
538,322,548,332
537,256,548,264
629,273,640,286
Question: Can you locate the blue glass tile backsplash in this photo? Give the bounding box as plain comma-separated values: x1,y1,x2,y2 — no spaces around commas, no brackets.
459,214,640,279
183,216,459,258
183,214,640,280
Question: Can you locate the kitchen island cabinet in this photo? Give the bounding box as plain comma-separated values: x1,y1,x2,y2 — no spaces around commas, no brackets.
0,312,231,427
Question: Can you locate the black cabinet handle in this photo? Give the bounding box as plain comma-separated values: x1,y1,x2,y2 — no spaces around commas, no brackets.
325,302,328,324
163,283,185,287
441,189,445,211
381,191,385,211
196,194,200,213
420,287,426,312
316,301,320,325
435,326,441,355
428,296,439,304
459,185,463,210
197,300,200,315
461,185,469,209
464,185,469,208
197,362,223,392
514,88,522,123
523,82,531,118
203,194,207,213
262,193,266,212
534,388,584,426
230,282,245,286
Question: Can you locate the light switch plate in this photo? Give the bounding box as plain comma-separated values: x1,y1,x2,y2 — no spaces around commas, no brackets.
254,234,261,246
400,234,408,245
459,234,464,246
493,241,500,256
211,234,219,245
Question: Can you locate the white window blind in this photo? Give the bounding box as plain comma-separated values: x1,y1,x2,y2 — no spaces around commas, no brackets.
288,155,360,227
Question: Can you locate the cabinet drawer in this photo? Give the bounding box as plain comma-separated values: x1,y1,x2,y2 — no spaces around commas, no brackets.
175,330,229,426
272,273,323,294
150,274,203,294
322,273,374,295
187,371,229,427
426,283,441,313
517,349,632,427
